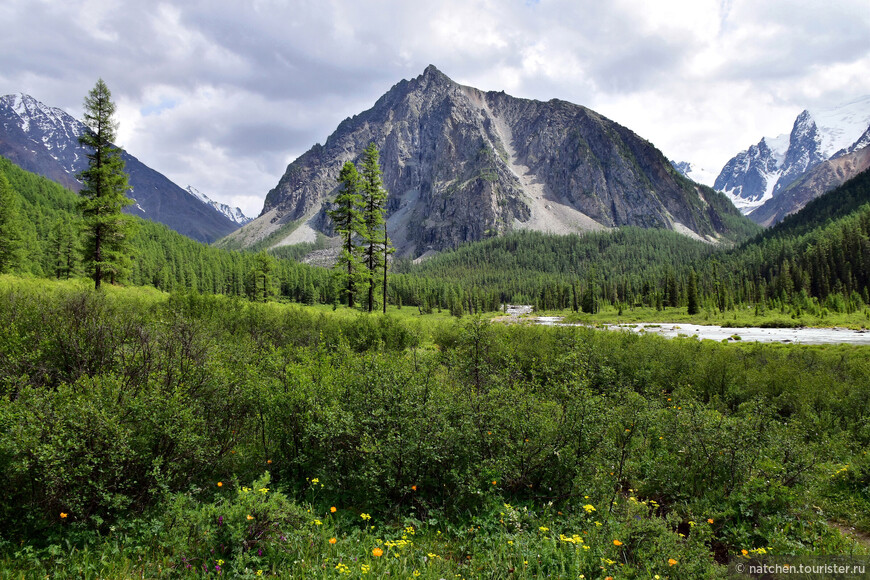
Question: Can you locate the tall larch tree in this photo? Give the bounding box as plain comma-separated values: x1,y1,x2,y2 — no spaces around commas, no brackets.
360,143,390,312
328,161,365,308
77,79,135,289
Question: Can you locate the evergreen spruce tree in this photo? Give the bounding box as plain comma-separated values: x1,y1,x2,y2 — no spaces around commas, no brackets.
328,161,365,307
77,79,135,289
0,172,24,273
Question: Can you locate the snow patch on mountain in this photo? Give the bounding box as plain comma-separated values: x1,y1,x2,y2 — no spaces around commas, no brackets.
1,93,87,177
185,186,252,226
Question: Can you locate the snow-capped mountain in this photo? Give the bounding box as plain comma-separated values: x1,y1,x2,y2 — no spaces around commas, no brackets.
185,186,252,226
0,93,241,243
712,134,790,212
0,93,87,191
669,160,718,188
715,95,870,217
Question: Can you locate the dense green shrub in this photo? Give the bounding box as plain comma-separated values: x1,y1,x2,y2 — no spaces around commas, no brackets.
0,279,868,575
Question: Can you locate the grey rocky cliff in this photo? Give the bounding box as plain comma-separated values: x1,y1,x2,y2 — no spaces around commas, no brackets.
229,65,746,256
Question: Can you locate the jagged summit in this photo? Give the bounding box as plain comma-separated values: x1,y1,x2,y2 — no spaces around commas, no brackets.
223,66,749,256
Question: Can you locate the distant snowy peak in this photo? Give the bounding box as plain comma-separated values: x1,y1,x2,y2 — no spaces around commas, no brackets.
1,92,242,242
669,160,717,187
2,93,82,136
715,95,870,215
185,186,252,226
713,135,787,212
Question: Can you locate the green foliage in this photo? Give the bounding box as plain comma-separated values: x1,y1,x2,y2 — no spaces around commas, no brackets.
0,278,868,576
77,79,136,289
47,215,81,279
246,252,276,302
0,172,25,273
160,473,309,574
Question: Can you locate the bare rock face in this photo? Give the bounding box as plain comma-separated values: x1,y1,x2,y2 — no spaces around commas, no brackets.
227,65,747,256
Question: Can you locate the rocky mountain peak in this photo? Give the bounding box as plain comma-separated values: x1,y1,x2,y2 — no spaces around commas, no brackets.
226,66,749,255
421,64,449,83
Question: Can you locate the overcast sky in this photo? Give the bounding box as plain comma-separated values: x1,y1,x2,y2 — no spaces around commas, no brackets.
2,0,869,217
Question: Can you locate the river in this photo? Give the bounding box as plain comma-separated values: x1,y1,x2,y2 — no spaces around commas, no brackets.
532,318,870,345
